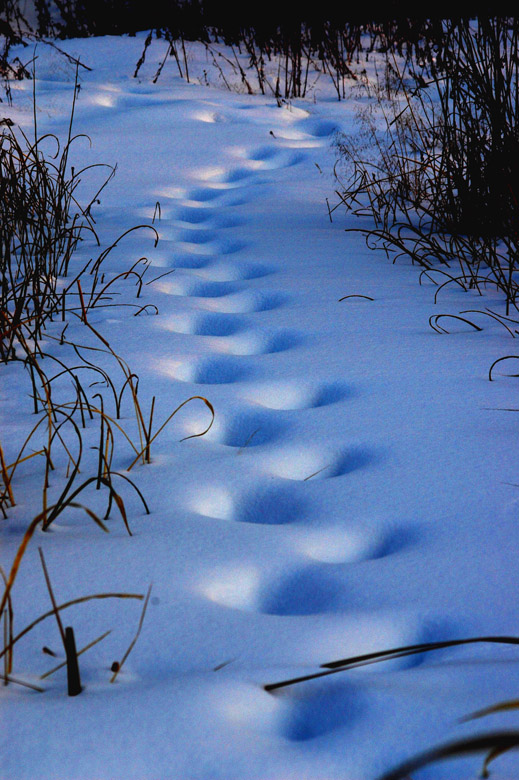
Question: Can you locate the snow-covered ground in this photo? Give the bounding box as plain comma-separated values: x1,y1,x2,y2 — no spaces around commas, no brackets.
2,32,519,779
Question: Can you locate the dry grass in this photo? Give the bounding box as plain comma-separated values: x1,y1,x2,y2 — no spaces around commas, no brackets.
0,70,213,693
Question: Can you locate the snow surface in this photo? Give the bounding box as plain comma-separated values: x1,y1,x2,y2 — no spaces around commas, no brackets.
2,32,519,780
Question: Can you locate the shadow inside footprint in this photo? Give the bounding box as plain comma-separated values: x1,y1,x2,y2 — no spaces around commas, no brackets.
188,281,240,298
266,330,305,353
313,382,351,407
207,289,287,314
331,447,376,477
171,253,209,270
173,356,249,384
194,313,246,336
281,680,360,741
188,186,222,203
210,409,282,449
307,119,340,137
237,483,309,525
400,617,459,670
175,206,211,224
372,526,420,559
260,565,341,615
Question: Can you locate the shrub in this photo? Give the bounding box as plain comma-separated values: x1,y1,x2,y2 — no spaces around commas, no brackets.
335,17,519,315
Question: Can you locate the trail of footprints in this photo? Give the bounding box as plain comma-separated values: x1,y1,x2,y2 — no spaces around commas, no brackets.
150,103,418,740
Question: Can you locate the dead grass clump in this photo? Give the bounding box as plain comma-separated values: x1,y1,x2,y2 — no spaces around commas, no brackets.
335,19,519,318
0,72,214,694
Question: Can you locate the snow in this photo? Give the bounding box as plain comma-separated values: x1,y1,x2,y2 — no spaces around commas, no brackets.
2,31,519,779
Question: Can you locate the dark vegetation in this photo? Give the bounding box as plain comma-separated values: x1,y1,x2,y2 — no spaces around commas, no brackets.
335,17,519,336
0,70,213,693
1,1,505,100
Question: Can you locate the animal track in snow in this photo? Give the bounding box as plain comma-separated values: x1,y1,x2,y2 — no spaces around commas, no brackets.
279,679,361,742
190,481,308,526
174,206,244,230
153,277,240,298
151,250,210,270
172,231,246,257
163,355,250,384
187,186,224,203
160,312,247,336
212,328,303,356
259,564,344,616
261,445,373,481
202,562,345,616
200,166,254,185
197,289,287,314
174,205,212,225
304,118,340,137
241,145,303,170
241,380,349,410
193,260,272,282
203,408,283,449
191,109,228,124
371,524,420,559
88,88,173,112
274,118,340,148
173,227,218,245
294,525,381,564
184,185,253,208
235,482,309,525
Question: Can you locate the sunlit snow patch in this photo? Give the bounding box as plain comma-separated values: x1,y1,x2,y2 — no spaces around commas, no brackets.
202,566,260,610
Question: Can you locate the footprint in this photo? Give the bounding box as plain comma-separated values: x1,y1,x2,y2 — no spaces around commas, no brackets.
262,445,372,481
199,289,287,314
150,250,209,270
175,228,218,245
242,380,349,410
163,355,249,384
280,679,361,742
201,166,254,185
295,525,379,564
372,525,420,559
153,278,240,298
243,146,303,170
175,233,246,257
304,118,340,138
152,184,188,201
184,185,253,208
235,482,309,525
204,409,282,449
399,617,458,670
172,206,244,230
214,329,303,356
160,312,246,336
185,280,242,299
175,206,212,225
190,481,308,525
247,145,278,162
274,118,339,148
192,109,228,123
195,260,272,282
201,562,346,616
119,93,169,110
136,204,175,221
187,186,224,203
260,564,343,615
211,213,245,229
